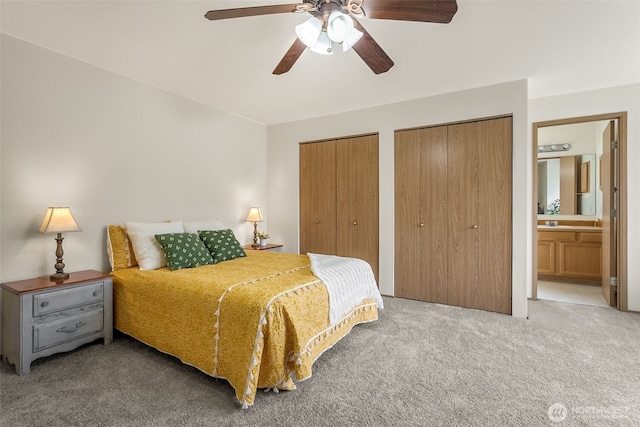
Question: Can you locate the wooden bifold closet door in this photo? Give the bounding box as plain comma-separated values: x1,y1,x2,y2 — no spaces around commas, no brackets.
394,117,512,314
300,134,379,280
300,140,337,256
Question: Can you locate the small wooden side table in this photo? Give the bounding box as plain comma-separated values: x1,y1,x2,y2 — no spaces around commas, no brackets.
243,243,283,253
1,270,113,375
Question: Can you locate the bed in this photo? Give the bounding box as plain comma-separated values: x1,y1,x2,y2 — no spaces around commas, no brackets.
107,223,383,408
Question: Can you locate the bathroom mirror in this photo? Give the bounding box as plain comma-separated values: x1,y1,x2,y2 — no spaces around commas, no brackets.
537,120,608,218
537,154,597,216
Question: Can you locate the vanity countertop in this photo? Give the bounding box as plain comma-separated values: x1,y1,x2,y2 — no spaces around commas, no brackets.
537,225,602,232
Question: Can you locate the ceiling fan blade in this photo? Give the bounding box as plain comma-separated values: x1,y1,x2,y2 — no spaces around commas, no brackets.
205,4,301,21
363,0,458,24
273,38,307,75
351,20,394,74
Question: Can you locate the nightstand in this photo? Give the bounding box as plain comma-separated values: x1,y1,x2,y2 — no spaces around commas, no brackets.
243,243,283,253
1,270,113,375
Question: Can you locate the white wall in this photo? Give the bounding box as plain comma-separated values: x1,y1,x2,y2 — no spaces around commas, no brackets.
267,80,530,319
0,35,271,354
529,83,640,311
0,34,268,291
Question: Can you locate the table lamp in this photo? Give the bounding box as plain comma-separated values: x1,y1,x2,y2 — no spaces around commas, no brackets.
39,207,82,280
246,207,263,249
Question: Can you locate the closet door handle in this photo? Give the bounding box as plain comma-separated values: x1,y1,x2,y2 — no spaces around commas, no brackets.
315,220,321,224
472,225,479,229
419,223,424,228
352,221,357,225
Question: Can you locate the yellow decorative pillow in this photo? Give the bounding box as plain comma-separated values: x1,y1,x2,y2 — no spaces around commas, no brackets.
106,225,138,271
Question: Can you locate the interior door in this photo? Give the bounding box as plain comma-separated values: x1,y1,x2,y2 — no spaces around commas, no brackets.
601,121,617,307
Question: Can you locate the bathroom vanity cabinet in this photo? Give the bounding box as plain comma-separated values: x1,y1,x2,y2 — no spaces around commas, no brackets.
537,226,602,284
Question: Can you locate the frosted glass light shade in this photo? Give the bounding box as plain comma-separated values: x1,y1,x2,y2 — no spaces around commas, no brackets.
39,207,82,233
295,17,322,47
327,11,354,43
310,32,333,55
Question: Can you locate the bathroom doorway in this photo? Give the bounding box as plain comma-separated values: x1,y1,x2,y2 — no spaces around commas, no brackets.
532,112,628,310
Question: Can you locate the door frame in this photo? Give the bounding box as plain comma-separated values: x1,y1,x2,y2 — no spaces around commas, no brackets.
531,112,628,310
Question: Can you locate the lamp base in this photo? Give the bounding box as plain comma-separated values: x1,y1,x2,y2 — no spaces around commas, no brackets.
50,233,69,281
50,272,69,281
252,222,259,249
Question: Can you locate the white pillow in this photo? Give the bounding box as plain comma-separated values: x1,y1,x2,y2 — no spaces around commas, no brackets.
183,218,225,234
125,221,184,270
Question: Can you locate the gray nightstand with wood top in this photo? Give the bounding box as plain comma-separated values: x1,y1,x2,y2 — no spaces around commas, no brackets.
1,270,113,375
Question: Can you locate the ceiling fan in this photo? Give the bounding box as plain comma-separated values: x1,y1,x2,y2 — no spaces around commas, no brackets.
205,0,458,75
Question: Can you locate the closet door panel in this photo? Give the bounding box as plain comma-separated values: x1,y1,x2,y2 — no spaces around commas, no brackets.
394,117,512,315
300,141,337,255
419,127,449,304
447,122,480,309
394,127,447,303
394,131,425,300
337,135,379,279
478,117,512,314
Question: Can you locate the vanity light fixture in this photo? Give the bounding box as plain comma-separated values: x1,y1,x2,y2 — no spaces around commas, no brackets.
538,143,572,153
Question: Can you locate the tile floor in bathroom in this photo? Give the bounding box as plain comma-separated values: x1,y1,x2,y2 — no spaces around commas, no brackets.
537,280,610,307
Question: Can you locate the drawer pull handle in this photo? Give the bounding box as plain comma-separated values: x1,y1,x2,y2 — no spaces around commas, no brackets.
40,301,49,308
93,291,99,297
56,322,87,334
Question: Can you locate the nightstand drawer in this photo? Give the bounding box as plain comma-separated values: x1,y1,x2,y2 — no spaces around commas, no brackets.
33,308,104,352
33,281,104,316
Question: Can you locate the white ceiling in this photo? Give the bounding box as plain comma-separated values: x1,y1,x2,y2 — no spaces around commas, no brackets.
2,0,639,125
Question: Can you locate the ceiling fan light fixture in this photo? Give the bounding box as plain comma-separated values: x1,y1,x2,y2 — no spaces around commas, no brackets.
341,27,364,51
295,17,322,47
327,11,354,43
206,0,459,75
310,32,333,55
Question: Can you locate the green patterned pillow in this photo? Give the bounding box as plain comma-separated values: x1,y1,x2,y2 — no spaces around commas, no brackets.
198,229,247,264
154,233,214,270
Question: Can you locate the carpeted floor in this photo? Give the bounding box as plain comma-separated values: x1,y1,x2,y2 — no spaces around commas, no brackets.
1,297,639,426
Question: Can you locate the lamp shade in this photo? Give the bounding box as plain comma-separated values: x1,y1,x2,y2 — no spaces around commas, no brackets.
39,207,82,233
295,17,322,48
246,207,263,222
327,11,354,43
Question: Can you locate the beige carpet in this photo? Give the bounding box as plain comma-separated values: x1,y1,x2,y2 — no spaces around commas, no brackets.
1,297,639,426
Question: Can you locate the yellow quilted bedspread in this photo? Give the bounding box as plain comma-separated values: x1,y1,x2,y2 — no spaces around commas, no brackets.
111,251,379,407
